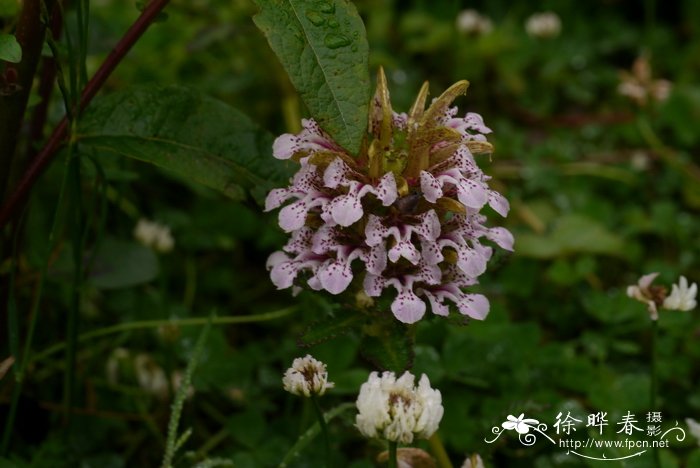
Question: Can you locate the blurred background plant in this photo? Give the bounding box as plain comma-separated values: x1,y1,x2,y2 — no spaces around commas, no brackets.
1,0,700,466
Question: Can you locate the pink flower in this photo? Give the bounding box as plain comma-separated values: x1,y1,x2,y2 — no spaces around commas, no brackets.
265,69,513,323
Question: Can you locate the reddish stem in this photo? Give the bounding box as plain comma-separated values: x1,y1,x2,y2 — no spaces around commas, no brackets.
0,0,170,229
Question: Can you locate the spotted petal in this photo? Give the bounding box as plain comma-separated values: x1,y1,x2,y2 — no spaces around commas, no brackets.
391,290,426,324
486,227,514,251
420,171,443,203
375,172,398,206
319,260,353,295
488,190,510,217
328,193,364,227
457,293,489,320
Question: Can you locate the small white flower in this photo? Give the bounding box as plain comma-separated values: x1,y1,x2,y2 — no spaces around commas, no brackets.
525,12,561,38
282,355,334,397
664,276,697,311
627,272,661,320
456,9,492,35
355,371,443,444
461,454,485,468
134,353,169,398
686,418,700,446
134,218,174,253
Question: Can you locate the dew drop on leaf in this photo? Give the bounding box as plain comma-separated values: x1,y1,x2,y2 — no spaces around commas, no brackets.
305,11,325,26
318,1,335,14
324,33,351,49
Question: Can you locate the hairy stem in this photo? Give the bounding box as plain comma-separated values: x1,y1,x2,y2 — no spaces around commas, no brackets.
0,0,171,229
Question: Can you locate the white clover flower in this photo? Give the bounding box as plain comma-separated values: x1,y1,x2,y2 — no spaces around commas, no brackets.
618,56,672,106
282,354,334,397
461,454,485,468
525,12,561,38
134,353,169,398
356,371,443,444
663,276,697,311
134,218,174,253
265,69,512,324
456,9,492,36
686,418,700,447
627,272,663,320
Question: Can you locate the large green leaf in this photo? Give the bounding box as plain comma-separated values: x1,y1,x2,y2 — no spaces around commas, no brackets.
253,0,370,155
76,86,294,204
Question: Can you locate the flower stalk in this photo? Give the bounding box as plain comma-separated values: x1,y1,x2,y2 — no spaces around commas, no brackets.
311,395,330,468
388,441,398,468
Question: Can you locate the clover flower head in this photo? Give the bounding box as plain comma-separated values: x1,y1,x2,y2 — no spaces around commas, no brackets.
525,12,561,38
627,272,664,320
456,9,492,36
355,371,443,444
663,276,697,311
134,218,174,253
461,454,485,468
265,69,513,323
282,354,334,397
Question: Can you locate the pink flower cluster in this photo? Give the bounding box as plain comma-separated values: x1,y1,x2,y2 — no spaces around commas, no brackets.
265,72,513,323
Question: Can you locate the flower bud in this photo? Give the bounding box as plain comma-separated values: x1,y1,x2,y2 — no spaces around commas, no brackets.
282,355,334,397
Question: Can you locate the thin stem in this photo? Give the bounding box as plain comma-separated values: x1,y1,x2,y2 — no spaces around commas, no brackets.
0,0,171,229
388,440,398,468
428,432,454,468
310,395,330,468
30,307,296,365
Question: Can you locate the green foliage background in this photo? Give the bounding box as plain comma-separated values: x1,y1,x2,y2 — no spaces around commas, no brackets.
2,0,700,467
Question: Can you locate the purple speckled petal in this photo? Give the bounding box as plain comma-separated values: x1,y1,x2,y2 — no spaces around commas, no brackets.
421,290,449,316
319,260,353,295
365,243,387,275
363,274,385,297
270,261,298,289
414,210,441,241
266,251,289,270
456,177,489,209
488,190,510,217
391,290,426,324
364,215,386,247
284,226,314,254
420,171,443,203
329,192,364,227
457,293,490,320
311,225,340,255
272,133,298,160
323,157,351,189
375,172,398,206
486,227,514,251
264,188,291,212
278,200,309,232
420,239,444,265
388,240,420,265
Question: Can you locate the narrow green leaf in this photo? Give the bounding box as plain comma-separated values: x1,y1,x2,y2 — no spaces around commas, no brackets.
76,86,294,204
0,34,21,63
253,0,370,155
